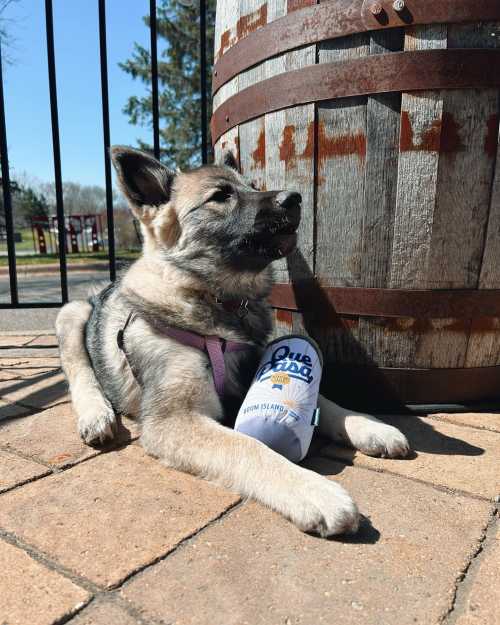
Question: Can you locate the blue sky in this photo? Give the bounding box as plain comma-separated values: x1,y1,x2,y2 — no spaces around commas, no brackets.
2,0,156,187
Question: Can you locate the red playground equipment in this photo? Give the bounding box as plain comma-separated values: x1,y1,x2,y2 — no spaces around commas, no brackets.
31,214,105,254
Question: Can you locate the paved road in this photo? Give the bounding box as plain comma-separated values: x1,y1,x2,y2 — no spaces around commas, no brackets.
1,270,110,332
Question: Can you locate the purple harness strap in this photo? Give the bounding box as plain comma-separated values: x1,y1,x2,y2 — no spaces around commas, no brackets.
163,327,250,397
118,314,251,398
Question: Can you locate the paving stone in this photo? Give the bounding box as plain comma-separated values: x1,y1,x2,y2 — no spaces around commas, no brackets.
0,399,33,421
429,412,500,434
0,357,62,386
0,346,61,358
455,523,500,625
25,334,58,347
0,539,90,625
322,415,500,500
0,368,69,409
0,361,60,381
0,449,49,493
0,335,36,347
121,460,492,625
0,402,140,468
0,356,61,370
69,600,141,625
0,445,239,588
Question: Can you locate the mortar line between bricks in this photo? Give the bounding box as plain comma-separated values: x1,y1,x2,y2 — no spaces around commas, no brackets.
43,596,94,625
15,399,69,411
0,442,56,470
0,526,181,625
0,469,53,495
322,454,494,503
0,529,104,594
441,507,499,625
110,593,164,625
115,498,245,592
0,358,60,364
0,353,61,359
0,493,243,607
0,436,140,496
0,331,55,336
22,336,43,347
62,592,163,625
71,593,164,625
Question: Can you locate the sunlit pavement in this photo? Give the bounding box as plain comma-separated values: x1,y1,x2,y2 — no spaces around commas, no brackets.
0,269,110,332
0,336,499,625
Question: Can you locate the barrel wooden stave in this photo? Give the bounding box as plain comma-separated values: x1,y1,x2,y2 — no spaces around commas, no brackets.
213,1,500,404
213,0,241,164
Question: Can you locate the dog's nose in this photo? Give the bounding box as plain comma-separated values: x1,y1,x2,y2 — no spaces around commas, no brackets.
276,191,302,209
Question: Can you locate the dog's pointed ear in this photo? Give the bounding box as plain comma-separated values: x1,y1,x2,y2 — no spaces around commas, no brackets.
111,146,175,217
221,149,239,172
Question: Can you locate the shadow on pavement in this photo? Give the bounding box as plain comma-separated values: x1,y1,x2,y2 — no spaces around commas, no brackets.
381,414,484,456
0,368,68,421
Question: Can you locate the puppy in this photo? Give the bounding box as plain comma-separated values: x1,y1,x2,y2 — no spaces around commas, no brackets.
56,147,409,537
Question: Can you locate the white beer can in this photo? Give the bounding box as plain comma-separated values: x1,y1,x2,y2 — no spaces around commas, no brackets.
235,334,322,462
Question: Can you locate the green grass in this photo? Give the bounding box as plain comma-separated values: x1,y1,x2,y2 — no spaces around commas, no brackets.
0,228,35,252
0,250,141,267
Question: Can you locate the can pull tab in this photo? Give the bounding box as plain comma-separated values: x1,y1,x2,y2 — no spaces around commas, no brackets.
311,407,320,427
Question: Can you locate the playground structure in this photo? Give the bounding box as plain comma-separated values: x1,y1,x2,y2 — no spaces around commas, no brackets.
31,214,105,255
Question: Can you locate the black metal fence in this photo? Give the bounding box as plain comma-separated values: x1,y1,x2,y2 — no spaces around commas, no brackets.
0,0,209,309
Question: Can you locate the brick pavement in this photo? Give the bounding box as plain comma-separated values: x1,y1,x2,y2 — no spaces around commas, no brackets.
0,335,498,625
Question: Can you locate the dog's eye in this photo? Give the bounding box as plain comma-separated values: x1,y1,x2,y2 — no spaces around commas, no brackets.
208,186,232,203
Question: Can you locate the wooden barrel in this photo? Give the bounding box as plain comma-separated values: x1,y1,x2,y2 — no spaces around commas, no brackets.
211,0,500,410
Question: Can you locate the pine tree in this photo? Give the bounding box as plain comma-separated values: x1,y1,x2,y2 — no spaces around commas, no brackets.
0,0,18,64
120,0,215,170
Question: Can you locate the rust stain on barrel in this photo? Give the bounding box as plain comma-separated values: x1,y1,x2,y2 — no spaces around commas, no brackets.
372,317,463,334
236,4,267,40
400,111,463,154
484,114,499,158
302,122,314,159
317,121,366,164
234,136,240,167
400,111,440,152
217,5,267,63
278,121,365,172
287,311,500,335
276,309,293,326
217,30,233,61
364,316,498,335
279,125,297,168
470,317,500,333
252,129,266,168
440,113,464,154
287,0,317,11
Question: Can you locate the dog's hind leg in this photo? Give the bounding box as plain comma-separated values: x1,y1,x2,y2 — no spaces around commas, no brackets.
55,301,117,445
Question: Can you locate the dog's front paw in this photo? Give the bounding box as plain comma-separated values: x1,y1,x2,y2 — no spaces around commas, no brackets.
77,400,117,446
285,473,359,537
346,417,410,458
